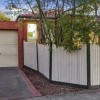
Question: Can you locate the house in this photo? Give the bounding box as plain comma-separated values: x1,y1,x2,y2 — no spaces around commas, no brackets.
16,12,56,43
0,17,38,68
0,21,23,68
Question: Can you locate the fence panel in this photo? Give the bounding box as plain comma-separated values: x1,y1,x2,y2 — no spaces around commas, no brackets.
52,45,87,85
24,41,37,70
38,44,50,79
90,44,100,86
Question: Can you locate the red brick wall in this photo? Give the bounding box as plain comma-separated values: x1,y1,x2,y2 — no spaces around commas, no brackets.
0,21,24,68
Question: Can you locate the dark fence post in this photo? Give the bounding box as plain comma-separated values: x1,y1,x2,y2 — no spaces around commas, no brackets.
49,42,52,81
23,38,24,67
87,43,91,89
36,42,39,71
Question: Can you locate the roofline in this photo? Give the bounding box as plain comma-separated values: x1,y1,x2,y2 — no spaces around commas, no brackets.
16,13,100,21
16,15,56,21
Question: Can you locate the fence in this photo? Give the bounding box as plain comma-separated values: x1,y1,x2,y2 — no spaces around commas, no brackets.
24,41,100,88
52,45,87,85
90,44,100,86
24,41,37,70
38,44,50,79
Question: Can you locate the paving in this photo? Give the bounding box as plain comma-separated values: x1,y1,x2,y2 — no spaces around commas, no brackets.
1,67,100,100
0,67,41,100
18,90,100,100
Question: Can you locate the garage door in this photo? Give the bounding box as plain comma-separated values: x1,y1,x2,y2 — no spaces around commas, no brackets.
0,30,18,67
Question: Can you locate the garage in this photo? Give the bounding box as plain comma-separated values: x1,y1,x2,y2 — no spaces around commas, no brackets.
0,30,18,67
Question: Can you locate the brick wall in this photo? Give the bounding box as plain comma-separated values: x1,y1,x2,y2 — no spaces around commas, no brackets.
0,21,24,68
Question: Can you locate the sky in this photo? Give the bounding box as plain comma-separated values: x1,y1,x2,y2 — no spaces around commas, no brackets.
0,0,6,11
0,0,30,12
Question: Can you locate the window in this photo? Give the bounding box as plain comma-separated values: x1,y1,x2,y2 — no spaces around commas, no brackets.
27,24,37,43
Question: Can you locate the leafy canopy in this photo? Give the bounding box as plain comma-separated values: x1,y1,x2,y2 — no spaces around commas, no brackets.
6,0,100,51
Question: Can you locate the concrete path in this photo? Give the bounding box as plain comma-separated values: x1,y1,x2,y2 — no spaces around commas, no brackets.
0,67,41,100
18,90,100,100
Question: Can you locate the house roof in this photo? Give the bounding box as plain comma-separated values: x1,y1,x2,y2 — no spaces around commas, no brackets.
21,13,39,17
16,12,56,21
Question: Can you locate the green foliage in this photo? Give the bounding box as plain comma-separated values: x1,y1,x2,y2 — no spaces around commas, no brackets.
42,19,55,44
0,17,11,21
0,11,11,21
57,14,100,52
42,0,100,52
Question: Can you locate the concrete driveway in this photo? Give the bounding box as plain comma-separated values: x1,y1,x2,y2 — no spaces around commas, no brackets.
0,67,41,100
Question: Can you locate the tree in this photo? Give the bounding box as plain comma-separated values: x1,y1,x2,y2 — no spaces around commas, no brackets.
0,11,11,21
6,3,18,10
6,0,100,51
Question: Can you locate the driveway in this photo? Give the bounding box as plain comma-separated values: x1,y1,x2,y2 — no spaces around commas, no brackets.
0,67,41,100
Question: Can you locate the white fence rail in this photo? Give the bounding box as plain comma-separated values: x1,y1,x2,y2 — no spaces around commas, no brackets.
38,44,50,79
90,44,100,86
24,41,37,70
52,45,87,85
